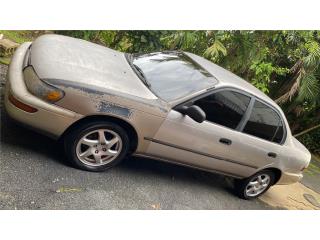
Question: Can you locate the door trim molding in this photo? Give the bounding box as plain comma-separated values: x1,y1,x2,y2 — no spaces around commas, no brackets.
133,153,244,179
144,137,258,169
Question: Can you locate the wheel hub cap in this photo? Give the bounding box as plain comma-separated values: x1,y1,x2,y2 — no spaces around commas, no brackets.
76,129,123,166
245,174,271,197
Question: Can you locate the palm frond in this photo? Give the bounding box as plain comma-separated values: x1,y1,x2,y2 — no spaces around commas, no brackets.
204,39,227,60
290,59,303,73
297,73,320,102
276,68,303,104
304,41,320,68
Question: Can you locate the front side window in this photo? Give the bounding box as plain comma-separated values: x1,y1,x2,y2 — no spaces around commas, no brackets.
132,52,218,101
194,90,251,129
243,100,284,143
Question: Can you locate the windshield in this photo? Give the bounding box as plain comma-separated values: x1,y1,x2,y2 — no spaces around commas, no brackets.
131,51,218,101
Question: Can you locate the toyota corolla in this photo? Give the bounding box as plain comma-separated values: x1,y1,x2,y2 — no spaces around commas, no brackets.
4,34,311,199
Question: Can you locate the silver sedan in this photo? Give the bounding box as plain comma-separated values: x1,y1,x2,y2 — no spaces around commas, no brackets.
4,34,311,199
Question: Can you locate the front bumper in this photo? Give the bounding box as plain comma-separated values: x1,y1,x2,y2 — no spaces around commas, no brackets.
4,42,82,138
277,171,303,185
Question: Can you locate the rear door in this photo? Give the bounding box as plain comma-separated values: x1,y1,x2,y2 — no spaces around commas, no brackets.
239,99,286,168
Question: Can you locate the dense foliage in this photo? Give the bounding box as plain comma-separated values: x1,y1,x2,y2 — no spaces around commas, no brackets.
55,30,320,153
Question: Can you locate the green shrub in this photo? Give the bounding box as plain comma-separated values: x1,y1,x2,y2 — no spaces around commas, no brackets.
297,128,320,153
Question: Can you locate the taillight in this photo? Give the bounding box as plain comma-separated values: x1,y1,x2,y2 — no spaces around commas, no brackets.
23,66,64,103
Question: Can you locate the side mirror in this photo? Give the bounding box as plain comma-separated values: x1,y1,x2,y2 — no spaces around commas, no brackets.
176,105,206,123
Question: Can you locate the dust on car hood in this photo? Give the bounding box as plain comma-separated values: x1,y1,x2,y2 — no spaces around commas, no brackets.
30,34,156,100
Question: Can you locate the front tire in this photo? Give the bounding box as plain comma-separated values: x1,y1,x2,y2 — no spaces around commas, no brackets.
235,170,275,200
64,121,130,172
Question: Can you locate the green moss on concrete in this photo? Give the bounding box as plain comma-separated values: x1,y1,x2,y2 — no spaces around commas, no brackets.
0,57,10,65
0,30,33,44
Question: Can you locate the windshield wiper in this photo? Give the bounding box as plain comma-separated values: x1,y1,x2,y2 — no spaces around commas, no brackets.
126,54,151,88
133,63,151,88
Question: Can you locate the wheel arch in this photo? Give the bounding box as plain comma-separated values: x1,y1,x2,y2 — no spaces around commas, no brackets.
263,167,282,185
60,114,139,153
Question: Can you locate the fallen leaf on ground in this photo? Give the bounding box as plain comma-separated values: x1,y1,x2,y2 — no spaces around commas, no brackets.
151,203,161,210
56,187,82,193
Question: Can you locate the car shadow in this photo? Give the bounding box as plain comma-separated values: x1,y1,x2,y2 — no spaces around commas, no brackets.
121,155,236,194
0,108,66,164
0,102,235,197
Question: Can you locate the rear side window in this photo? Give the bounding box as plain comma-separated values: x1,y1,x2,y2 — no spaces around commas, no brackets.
243,100,284,143
194,90,251,129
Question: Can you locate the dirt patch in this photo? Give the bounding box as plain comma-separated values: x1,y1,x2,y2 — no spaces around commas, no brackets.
0,64,8,103
0,64,8,84
259,182,320,210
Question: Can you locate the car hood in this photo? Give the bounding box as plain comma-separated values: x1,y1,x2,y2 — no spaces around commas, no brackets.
30,34,156,99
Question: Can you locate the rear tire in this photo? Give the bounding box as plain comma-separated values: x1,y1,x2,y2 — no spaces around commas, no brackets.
235,170,275,200
64,120,130,172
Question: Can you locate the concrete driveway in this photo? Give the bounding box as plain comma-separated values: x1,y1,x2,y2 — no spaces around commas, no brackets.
1,63,319,210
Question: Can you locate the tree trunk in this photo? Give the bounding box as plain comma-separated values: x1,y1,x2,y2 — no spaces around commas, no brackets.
293,123,320,138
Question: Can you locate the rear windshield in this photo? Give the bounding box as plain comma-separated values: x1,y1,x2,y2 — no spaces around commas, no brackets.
132,52,218,101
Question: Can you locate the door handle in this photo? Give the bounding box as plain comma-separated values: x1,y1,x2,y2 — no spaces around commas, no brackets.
219,138,232,145
268,152,277,158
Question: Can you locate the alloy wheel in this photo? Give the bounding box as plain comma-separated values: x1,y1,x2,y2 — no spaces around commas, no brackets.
245,173,271,197
76,129,123,166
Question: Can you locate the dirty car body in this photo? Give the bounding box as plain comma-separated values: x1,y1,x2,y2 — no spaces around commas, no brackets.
5,35,311,199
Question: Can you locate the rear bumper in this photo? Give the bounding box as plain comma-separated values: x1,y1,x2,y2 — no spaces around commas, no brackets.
4,42,82,138
277,171,303,185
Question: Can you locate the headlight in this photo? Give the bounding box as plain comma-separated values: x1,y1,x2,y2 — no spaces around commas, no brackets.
23,66,64,103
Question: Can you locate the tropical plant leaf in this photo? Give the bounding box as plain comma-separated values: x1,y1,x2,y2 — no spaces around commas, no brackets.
297,73,320,102
304,41,320,68
204,40,227,60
